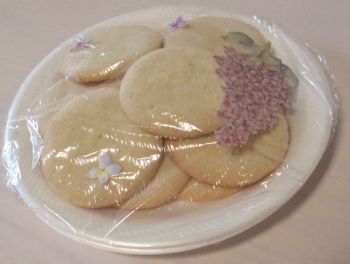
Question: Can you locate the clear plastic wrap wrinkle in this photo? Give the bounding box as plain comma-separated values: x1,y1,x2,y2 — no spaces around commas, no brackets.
26,117,43,168
1,6,338,254
2,141,21,187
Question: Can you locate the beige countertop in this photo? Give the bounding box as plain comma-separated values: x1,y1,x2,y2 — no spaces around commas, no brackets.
1,1,349,263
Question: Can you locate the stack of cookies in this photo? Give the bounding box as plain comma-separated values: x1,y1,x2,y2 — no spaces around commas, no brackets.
37,17,296,209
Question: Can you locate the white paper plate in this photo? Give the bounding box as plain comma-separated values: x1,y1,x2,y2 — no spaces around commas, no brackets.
4,6,336,254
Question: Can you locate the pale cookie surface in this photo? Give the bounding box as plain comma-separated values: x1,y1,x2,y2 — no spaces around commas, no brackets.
31,79,121,136
120,48,224,139
122,156,189,210
41,89,163,208
165,16,266,54
177,179,238,203
167,115,289,188
60,26,163,83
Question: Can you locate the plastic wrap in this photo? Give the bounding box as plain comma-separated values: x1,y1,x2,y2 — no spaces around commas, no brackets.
2,6,337,254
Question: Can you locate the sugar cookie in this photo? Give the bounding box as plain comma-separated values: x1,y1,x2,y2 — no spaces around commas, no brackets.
177,179,239,202
31,79,121,136
120,48,224,139
60,26,163,83
41,88,163,208
165,16,265,54
167,114,289,188
122,156,189,210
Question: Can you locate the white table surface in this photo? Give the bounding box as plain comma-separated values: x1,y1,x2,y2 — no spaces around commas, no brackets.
1,1,349,263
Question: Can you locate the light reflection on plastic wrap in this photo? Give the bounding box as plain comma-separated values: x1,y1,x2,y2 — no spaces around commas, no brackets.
26,117,43,168
2,141,21,187
152,121,202,133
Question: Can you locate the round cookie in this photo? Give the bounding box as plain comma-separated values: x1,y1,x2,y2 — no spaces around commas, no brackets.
177,179,239,203
167,114,289,188
165,16,266,54
60,26,163,83
41,88,163,208
120,48,224,139
31,79,121,136
121,156,189,210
